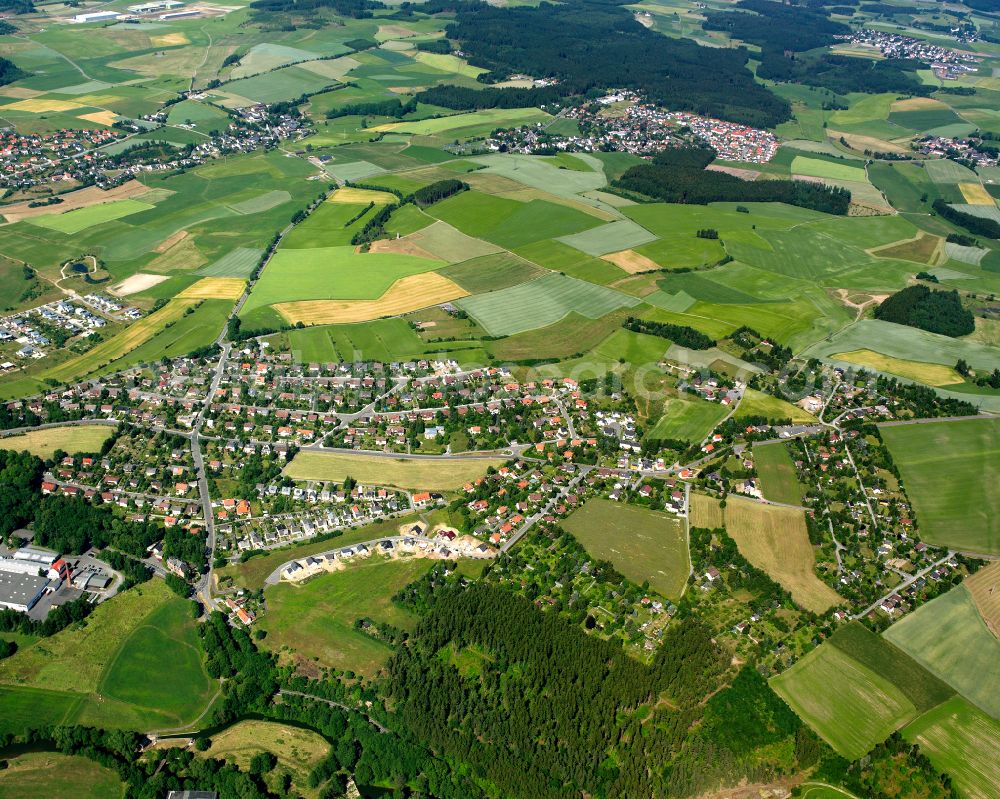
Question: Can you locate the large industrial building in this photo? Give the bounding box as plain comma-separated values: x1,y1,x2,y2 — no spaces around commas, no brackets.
0,546,68,613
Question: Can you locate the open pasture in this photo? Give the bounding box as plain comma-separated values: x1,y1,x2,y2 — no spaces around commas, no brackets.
281,202,376,249
884,585,1000,719
752,441,805,506
287,318,427,363
724,496,840,613
903,696,1000,799
790,156,867,182
563,498,689,599
880,417,1000,554
284,450,504,490
25,199,154,235
439,252,544,293
243,246,441,313
405,220,502,262
456,272,639,336
274,272,467,325
515,238,627,285
830,349,962,387
0,424,113,458
771,641,917,760
737,389,816,424
648,393,728,444
371,107,550,136
262,557,432,677
557,219,657,257
0,752,125,799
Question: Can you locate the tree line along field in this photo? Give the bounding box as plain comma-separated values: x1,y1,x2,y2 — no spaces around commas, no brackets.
880,418,1000,554
562,498,690,600
0,580,215,736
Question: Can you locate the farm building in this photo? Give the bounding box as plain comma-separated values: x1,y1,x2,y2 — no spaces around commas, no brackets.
72,10,120,22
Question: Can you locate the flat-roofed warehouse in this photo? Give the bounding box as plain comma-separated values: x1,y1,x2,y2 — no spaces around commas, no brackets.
0,571,48,613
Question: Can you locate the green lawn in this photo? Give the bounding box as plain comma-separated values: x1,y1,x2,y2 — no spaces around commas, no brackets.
456,272,639,336
26,199,155,235
753,442,805,505
884,585,1000,719
880,417,1000,553
562,498,689,599
261,557,434,676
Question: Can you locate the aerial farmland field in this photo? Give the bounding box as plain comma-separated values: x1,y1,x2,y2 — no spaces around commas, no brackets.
880,417,1000,553
563,498,690,599
752,442,805,505
283,451,504,490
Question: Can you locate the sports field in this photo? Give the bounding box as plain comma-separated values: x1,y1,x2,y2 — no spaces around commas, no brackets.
261,557,433,676
771,641,916,759
0,752,125,799
753,442,805,506
456,273,639,336
283,451,504,490
0,424,113,458
903,696,1000,799
274,272,467,325
880,417,1000,553
648,393,729,444
562,498,690,599
724,496,840,613
25,199,153,234
884,585,1000,719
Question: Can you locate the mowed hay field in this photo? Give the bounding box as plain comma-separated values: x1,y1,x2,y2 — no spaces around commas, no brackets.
771,642,917,760
884,585,1000,720
456,272,640,336
881,417,1000,554
0,581,215,734
724,496,840,613
965,560,1000,639
753,442,805,506
903,696,1000,799
199,720,330,798
261,557,433,676
284,451,504,491
736,389,817,424
563,498,690,599
25,199,154,235
176,276,246,300
831,350,962,387
689,492,723,529
0,752,125,799
42,298,198,384
648,393,728,444
274,273,467,325
0,424,113,458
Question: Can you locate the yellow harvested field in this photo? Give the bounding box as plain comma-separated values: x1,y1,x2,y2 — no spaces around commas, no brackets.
831,349,962,387
285,450,504,490
176,277,246,300
78,111,118,126
689,492,723,528
966,561,1000,640
150,32,189,46
111,272,169,296
724,495,841,613
3,98,81,113
274,272,467,325
43,299,198,383
0,424,114,458
0,180,154,223
328,187,397,205
601,249,660,274
368,237,442,261
891,97,948,112
0,86,43,99
959,182,995,205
